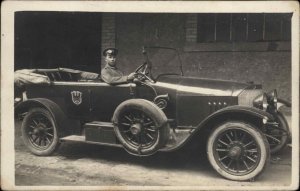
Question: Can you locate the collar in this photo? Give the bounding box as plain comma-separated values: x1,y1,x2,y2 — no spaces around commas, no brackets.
105,64,117,69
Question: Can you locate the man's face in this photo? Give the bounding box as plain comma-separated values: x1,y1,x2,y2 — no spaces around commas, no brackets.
105,54,116,66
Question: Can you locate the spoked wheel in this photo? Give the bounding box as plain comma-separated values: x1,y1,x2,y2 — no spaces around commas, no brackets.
113,99,169,156
21,108,59,156
265,112,290,154
119,109,159,149
207,121,269,181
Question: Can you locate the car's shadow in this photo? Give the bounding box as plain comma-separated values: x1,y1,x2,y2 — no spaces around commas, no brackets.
56,141,213,174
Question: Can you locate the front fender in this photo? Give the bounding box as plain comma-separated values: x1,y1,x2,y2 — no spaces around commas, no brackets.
161,105,274,152
15,98,80,137
197,105,275,129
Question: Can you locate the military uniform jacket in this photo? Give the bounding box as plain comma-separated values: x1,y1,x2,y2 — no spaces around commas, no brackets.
101,64,128,85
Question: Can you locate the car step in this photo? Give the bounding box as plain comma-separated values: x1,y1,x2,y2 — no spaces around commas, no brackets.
60,135,85,142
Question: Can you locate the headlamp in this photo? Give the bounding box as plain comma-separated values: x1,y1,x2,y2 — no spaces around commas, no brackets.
266,89,278,112
253,93,268,111
267,89,277,106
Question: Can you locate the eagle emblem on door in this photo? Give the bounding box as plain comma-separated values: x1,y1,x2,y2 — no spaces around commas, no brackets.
71,91,82,105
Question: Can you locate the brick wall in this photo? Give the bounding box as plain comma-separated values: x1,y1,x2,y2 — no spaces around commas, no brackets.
181,51,291,101
185,14,197,43
111,13,291,101
101,13,116,67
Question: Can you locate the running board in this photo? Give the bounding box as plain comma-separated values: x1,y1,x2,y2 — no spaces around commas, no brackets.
60,135,122,148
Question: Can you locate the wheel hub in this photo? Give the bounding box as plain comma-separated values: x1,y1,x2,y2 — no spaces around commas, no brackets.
130,123,142,135
228,144,243,159
33,124,46,136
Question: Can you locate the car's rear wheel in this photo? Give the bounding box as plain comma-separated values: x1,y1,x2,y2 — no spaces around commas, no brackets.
207,121,269,181
21,108,59,156
265,112,289,154
113,99,170,156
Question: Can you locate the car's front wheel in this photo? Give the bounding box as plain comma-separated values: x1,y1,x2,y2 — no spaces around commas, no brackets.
207,121,269,181
113,99,170,156
21,108,59,156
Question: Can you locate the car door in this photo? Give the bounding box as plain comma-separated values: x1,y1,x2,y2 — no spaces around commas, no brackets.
89,82,136,121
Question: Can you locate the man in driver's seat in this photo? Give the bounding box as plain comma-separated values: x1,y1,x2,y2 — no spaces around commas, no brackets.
101,48,136,85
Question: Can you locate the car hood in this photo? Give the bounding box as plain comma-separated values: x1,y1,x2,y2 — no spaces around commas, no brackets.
154,75,256,96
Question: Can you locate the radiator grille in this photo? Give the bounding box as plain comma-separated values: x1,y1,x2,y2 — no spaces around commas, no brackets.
238,89,262,106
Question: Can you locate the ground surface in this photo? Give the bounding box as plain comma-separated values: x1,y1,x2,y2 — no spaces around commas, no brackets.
15,118,292,187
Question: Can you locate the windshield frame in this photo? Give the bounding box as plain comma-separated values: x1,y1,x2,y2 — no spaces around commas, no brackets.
142,46,184,81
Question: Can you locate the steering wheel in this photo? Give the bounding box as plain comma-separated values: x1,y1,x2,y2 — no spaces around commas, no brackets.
134,62,154,83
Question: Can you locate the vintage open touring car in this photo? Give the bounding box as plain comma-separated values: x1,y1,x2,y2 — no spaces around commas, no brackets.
15,47,291,181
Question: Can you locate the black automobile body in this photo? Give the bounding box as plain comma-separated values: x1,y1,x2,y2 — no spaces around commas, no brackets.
15,46,291,181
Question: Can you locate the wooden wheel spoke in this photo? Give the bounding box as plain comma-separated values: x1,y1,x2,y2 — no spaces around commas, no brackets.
226,159,233,169
233,130,238,141
143,121,154,126
145,127,156,132
121,122,131,126
37,137,42,146
42,138,46,146
32,119,39,126
218,139,229,146
33,136,39,143
45,137,51,144
246,155,256,163
243,160,250,170
45,132,54,137
141,113,146,121
216,148,229,152
124,115,133,122
245,148,258,153
235,161,240,173
240,132,246,143
225,134,233,143
244,140,254,148
146,133,154,140
219,155,229,161
140,133,148,144
45,127,53,131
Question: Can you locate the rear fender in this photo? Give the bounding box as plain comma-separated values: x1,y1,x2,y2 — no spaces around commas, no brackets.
15,98,81,137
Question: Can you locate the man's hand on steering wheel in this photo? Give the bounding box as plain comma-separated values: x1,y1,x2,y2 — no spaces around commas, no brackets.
131,62,154,83
127,72,136,82
127,72,146,82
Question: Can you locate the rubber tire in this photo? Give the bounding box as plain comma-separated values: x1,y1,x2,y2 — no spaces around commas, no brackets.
269,112,289,154
21,108,59,156
207,121,270,181
113,99,170,156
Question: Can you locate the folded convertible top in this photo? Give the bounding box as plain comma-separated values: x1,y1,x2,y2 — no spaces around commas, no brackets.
14,69,51,88
14,68,100,88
